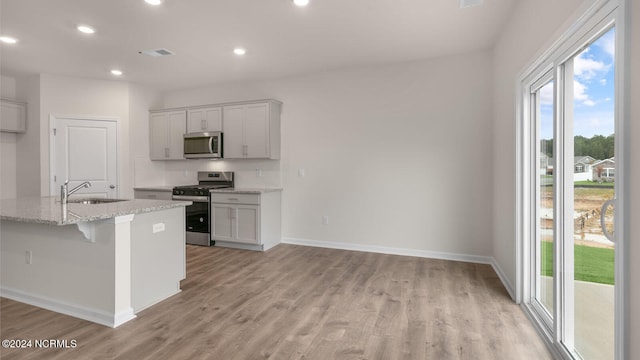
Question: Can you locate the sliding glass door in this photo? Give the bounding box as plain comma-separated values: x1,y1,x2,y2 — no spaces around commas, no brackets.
521,4,624,358
565,27,616,360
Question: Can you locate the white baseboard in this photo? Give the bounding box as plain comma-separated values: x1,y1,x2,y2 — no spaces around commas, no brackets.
489,258,515,300
0,287,136,328
282,237,515,299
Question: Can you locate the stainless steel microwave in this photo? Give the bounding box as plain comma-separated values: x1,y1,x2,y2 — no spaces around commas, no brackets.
184,132,223,159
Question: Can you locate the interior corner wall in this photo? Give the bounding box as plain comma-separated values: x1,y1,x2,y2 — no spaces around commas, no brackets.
128,83,165,188
491,0,585,291
159,51,494,258
38,74,132,198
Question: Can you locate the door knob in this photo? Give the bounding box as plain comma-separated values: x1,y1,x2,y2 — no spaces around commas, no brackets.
110,185,116,189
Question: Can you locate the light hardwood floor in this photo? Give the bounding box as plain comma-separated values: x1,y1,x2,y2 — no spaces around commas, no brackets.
1,244,551,359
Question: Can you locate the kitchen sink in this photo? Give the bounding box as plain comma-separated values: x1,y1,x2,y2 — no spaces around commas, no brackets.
68,198,127,205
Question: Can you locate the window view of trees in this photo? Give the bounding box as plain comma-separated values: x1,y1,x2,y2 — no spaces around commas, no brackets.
540,134,614,159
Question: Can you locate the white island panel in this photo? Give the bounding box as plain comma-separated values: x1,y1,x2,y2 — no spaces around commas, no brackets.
0,197,189,327
1,215,136,327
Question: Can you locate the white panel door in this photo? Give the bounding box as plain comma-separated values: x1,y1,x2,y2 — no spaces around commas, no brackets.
52,117,117,198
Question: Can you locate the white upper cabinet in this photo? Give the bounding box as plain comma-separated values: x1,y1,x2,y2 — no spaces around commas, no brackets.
149,99,281,161
223,100,281,159
1,99,27,133
149,110,186,160
187,106,222,133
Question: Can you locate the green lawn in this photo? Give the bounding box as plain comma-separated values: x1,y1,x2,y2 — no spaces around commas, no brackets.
541,241,614,285
574,180,614,188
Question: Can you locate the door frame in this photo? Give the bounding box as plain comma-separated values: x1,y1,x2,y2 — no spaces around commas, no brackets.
515,0,628,358
48,114,120,197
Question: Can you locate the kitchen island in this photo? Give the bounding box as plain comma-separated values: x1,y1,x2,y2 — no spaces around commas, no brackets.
0,196,191,328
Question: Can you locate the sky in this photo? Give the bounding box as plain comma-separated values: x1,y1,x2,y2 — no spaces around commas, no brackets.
539,27,615,139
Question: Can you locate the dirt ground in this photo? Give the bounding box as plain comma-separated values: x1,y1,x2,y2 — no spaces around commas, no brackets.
540,186,615,249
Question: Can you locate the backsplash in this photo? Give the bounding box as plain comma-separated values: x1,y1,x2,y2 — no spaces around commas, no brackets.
134,157,282,189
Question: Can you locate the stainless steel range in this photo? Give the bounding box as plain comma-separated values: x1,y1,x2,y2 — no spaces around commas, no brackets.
172,171,234,246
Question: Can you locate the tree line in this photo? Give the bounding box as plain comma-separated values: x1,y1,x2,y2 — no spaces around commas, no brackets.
541,134,614,160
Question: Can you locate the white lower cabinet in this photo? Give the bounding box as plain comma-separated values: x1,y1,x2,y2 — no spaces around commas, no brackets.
211,191,281,251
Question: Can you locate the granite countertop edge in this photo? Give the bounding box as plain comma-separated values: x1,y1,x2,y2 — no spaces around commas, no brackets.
0,197,192,226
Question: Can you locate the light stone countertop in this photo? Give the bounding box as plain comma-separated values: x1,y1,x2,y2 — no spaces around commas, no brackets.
210,188,283,194
0,196,191,226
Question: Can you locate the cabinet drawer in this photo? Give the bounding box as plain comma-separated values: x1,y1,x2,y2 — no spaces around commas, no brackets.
211,193,260,205
134,190,173,200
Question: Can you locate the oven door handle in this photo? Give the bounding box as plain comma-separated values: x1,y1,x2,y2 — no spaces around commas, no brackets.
172,195,209,203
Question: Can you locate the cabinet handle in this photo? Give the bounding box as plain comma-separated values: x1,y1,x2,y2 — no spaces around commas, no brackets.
228,198,239,201
201,119,206,129
230,208,236,220
165,148,170,158
243,145,248,156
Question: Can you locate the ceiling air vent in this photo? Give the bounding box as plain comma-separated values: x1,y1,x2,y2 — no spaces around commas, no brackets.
459,0,483,8
139,48,175,57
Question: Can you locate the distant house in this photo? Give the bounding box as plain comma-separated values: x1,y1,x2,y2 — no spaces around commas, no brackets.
592,157,615,182
574,155,597,181
540,153,553,175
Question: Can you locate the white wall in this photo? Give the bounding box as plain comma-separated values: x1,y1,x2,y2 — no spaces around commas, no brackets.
15,75,41,197
491,0,584,291
152,51,495,258
128,83,164,187
38,74,133,198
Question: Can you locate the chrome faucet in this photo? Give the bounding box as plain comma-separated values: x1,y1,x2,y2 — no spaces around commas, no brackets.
61,180,91,204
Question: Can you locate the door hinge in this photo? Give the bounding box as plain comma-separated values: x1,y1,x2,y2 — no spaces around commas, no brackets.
53,128,57,135
54,175,57,182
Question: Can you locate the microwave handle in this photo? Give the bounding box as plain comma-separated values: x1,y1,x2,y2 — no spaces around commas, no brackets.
209,136,214,153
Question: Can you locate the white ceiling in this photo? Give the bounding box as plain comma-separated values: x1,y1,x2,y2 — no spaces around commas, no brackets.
0,0,515,92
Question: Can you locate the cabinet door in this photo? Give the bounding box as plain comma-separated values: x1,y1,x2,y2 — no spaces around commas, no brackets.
167,111,186,159
222,105,246,158
244,103,270,158
0,100,26,133
150,111,186,160
149,113,170,160
187,107,222,133
235,205,260,244
211,204,234,242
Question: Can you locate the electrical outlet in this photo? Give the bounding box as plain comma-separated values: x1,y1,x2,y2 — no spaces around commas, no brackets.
152,223,165,233
25,250,32,264
256,169,263,178
322,215,329,225
298,168,306,177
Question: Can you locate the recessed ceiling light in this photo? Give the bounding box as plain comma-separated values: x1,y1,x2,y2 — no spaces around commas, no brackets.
145,0,163,5
293,0,309,6
110,69,123,76
77,25,95,34
233,48,246,55
0,36,18,44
